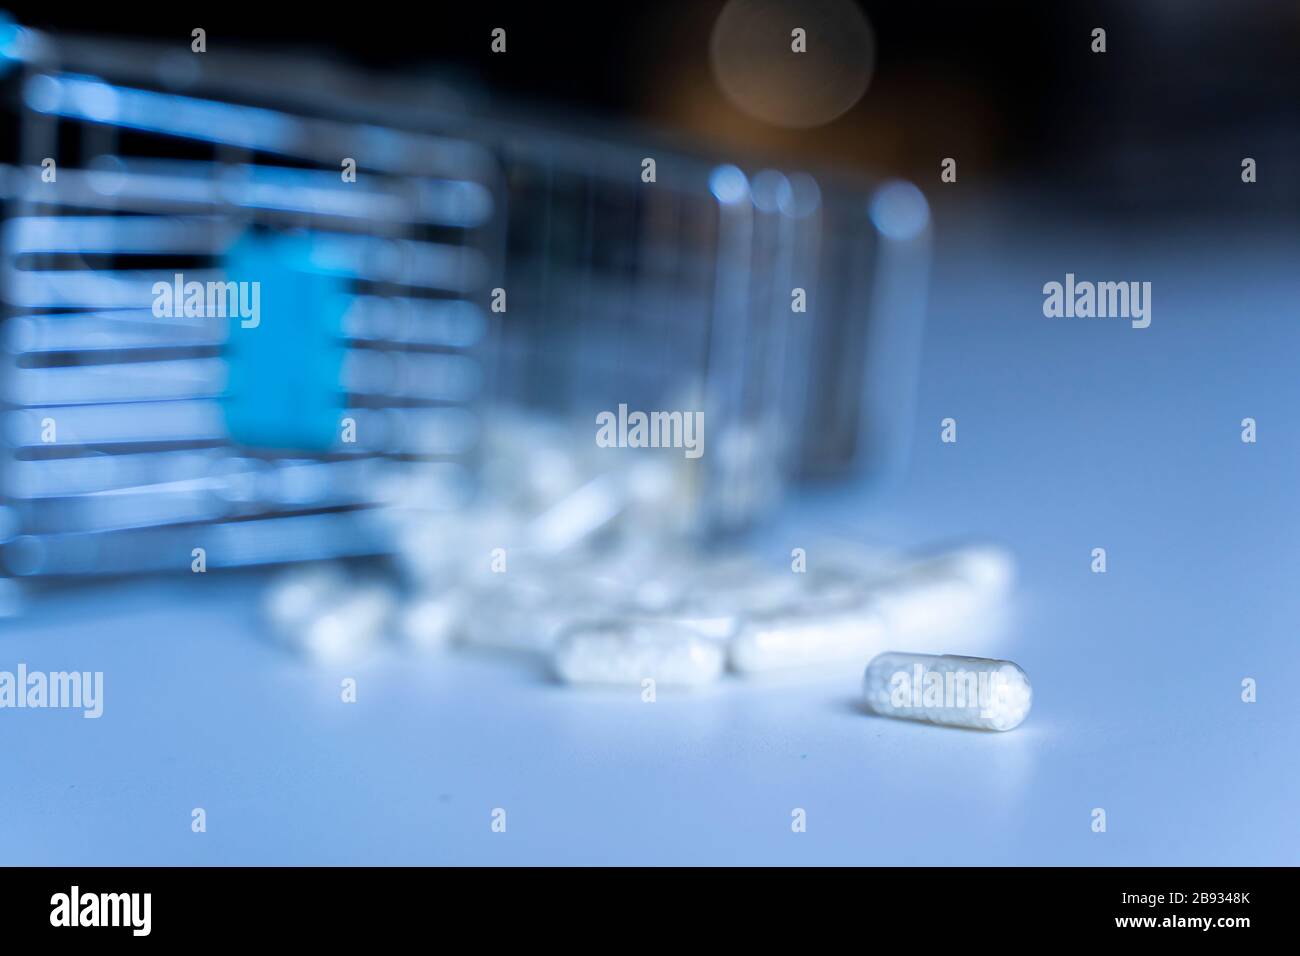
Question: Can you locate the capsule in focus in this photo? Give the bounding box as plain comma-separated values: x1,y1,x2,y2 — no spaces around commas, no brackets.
861,652,1032,731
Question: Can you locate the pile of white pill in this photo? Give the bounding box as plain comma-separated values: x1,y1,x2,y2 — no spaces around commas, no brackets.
259,409,1032,730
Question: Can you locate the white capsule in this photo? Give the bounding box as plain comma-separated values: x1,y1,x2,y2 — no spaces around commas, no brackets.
262,563,347,635
729,602,889,674
396,592,462,650
527,472,628,554
263,564,395,661
861,652,1032,731
295,584,395,664
871,545,1015,638
553,620,724,687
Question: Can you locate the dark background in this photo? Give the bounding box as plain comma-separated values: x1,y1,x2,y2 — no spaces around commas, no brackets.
8,0,1299,218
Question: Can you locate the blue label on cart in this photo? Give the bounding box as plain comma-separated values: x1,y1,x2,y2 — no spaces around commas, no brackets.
221,230,351,452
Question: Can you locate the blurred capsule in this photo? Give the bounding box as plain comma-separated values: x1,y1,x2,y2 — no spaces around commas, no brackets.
262,563,347,635
527,472,627,554
296,584,394,663
553,619,724,687
730,601,889,674
263,564,394,663
872,544,1014,637
396,592,462,650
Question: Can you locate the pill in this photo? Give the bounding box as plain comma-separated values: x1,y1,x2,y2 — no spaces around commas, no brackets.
871,544,1014,637
553,620,725,686
262,563,348,635
527,473,628,554
729,602,889,674
396,592,462,650
295,584,395,664
861,652,1032,731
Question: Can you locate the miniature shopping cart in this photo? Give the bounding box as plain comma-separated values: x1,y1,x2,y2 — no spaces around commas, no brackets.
0,15,928,581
